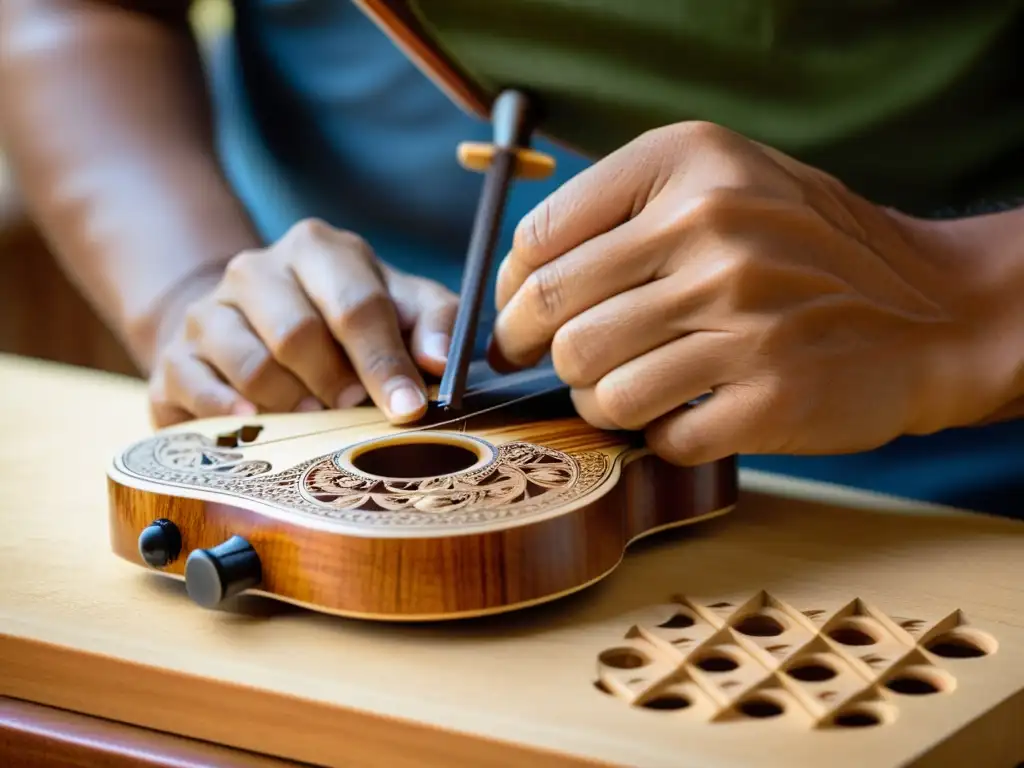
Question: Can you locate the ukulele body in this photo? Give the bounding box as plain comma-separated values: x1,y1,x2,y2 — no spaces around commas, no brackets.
107,370,738,621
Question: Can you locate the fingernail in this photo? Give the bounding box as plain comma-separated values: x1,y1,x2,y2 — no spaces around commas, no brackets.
335,383,367,409
232,401,257,416
295,396,322,412
386,378,427,421
424,332,450,363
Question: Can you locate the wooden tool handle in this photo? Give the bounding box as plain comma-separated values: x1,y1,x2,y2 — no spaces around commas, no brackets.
456,142,556,180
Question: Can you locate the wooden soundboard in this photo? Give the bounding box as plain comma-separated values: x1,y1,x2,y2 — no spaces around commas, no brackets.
1,353,1023,767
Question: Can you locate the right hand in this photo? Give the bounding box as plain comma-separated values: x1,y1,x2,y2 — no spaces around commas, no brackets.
147,219,458,428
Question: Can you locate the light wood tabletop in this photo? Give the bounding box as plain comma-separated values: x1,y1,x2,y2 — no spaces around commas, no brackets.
1,352,1022,767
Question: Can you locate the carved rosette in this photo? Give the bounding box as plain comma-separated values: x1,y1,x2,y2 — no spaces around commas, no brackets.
118,431,612,532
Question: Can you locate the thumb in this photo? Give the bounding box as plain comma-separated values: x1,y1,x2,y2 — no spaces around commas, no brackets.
495,134,667,310
387,271,459,377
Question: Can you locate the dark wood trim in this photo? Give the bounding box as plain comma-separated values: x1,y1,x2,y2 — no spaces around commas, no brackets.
1,637,608,768
0,696,306,767
351,0,491,119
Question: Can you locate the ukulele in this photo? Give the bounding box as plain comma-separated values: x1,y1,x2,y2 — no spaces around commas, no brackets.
106,361,738,621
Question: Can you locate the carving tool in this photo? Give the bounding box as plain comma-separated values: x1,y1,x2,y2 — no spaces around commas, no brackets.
435,89,556,410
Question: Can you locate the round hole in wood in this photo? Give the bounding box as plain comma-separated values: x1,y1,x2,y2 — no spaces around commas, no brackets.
695,653,739,673
833,709,881,728
733,613,786,637
738,698,784,718
827,621,878,646
351,441,480,479
598,647,649,669
925,629,996,659
642,694,691,711
884,674,941,696
658,612,696,629
786,661,837,682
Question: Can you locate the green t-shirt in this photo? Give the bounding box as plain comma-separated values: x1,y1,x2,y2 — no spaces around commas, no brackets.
405,0,1024,215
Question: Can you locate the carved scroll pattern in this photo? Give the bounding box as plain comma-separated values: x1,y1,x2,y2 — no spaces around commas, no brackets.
120,432,612,530
150,433,272,478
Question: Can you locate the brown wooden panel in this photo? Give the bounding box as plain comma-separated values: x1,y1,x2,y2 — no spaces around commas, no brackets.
0,696,307,768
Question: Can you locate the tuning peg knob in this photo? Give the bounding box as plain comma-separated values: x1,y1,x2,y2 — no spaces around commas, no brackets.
138,519,182,567
184,535,262,608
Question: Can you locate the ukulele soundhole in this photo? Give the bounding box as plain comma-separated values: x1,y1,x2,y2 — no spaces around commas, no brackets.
349,440,482,479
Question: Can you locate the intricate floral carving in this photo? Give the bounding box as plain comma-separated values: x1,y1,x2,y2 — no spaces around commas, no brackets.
118,431,612,531
129,432,273,483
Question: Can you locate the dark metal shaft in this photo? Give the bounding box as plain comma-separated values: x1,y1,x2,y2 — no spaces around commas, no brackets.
436,151,516,410
436,90,536,410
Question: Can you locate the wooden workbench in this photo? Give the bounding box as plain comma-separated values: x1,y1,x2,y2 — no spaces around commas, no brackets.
1,352,1022,767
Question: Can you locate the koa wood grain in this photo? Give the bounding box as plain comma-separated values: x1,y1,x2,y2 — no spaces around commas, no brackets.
106,364,738,620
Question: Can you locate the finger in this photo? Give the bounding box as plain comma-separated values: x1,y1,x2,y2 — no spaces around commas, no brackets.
495,120,802,312
148,371,195,429
569,387,619,431
220,267,365,410
570,384,714,432
292,237,428,424
149,400,193,429
190,302,313,412
387,272,459,377
645,382,774,465
160,347,258,422
491,213,667,370
550,273,719,388
568,328,739,433
497,133,671,310
495,191,756,377
590,332,740,430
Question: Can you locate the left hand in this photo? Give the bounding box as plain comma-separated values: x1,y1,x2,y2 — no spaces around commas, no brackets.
490,121,1011,465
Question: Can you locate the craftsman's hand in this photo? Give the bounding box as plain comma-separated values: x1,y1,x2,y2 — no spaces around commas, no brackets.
148,219,456,427
491,121,1020,464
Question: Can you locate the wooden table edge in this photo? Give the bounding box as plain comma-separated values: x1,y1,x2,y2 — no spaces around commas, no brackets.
0,695,309,767
0,635,610,768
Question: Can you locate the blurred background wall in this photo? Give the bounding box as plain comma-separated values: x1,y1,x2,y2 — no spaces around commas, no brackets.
0,0,230,378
